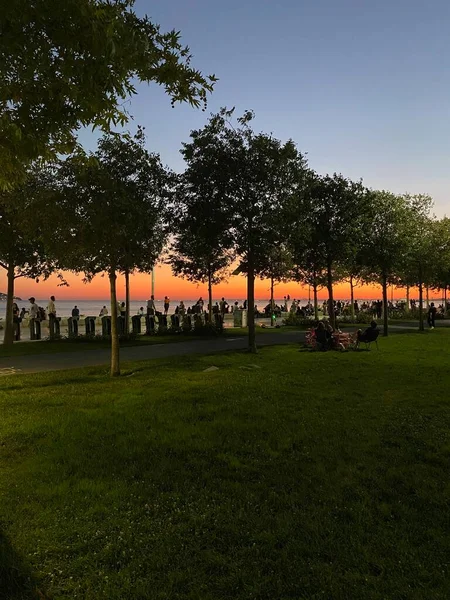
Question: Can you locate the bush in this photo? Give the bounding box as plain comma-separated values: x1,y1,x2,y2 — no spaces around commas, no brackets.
337,312,375,325
282,314,314,328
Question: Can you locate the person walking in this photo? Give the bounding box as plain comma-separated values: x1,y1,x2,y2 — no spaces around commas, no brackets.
428,302,437,329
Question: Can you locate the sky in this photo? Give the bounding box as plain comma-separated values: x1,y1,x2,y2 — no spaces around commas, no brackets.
6,0,450,301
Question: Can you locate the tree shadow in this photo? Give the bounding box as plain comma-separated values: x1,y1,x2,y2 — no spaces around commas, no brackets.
0,530,40,600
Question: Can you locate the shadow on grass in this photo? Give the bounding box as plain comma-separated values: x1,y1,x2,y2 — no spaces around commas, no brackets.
0,530,41,599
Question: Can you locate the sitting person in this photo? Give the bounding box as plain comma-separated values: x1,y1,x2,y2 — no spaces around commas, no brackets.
314,321,329,351
356,320,379,347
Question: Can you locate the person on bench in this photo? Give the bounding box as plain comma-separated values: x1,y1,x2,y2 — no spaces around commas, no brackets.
356,320,379,348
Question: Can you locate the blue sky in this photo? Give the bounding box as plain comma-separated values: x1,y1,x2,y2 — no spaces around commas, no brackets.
80,0,450,215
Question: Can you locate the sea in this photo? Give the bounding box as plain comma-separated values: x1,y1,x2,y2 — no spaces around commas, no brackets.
0,295,444,319
0,298,306,319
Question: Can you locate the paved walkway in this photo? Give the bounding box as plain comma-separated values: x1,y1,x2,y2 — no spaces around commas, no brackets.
0,331,306,375
1,321,446,376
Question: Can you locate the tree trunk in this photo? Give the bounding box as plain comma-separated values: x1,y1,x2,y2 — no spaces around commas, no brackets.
3,263,15,346
326,260,335,329
405,285,410,314
445,286,447,314
124,269,130,335
270,275,275,326
208,267,213,325
426,285,429,309
350,276,355,323
382,273,388,337
109,267,120,377
247,251,257,353
418,280,424,332
313,276,318,321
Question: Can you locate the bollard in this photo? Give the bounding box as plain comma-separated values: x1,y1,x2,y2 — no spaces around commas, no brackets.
182,315,192,332
29,318,41,340
85,316,96,336
170,314,180,330
131,315,141,334
101,316,111,336
214,313,223,330
68,317,79,337
145,315,155,335
54,317,61,337
49,314,57,338
158,314,168,332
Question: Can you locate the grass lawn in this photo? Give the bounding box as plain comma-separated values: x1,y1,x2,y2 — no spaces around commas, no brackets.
1,331,449,599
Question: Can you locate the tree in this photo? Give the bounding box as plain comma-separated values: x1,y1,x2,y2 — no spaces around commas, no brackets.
401,195,435,331
0,168,62,345
287,184,328,321
361,191,416,336
430,218,450,310
0,0,216,188
302,173,368,329
52,130,169,376
169,175,234,325
180,108,307,352
257,245,293,324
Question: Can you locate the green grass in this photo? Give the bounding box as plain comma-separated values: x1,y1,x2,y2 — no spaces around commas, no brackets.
1,331,450,599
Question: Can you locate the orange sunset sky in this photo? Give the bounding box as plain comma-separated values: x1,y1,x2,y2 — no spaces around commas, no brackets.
1,264,425,303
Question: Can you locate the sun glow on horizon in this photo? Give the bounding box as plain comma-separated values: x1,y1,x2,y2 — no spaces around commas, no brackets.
2,263,425,302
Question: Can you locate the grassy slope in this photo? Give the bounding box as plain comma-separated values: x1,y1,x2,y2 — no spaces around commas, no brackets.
1,331,449,599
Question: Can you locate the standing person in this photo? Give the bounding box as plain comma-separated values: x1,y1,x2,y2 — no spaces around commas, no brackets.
71,305,80,336
12,302,20,341
164,296,170,315
179,300,186,315
147,295,156,316
120,302,126,318
47,295,57,337
428,302,437,329
28,297,40,340
196,297,204,312
219,297,228,317
47,295,56,320
29,297,39,319
283,296,288,312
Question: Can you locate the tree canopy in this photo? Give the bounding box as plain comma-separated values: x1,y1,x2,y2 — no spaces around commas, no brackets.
0,0,216,187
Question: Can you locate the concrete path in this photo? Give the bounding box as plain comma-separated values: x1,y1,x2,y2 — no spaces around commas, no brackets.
0,331,306,375
1,321,445,376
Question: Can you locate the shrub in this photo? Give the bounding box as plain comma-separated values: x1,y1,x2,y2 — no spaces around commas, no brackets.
282,314,314,328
